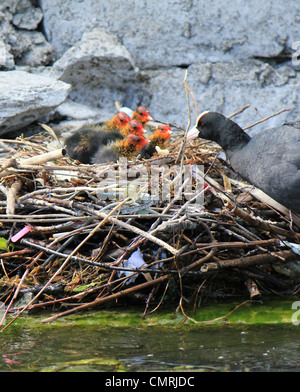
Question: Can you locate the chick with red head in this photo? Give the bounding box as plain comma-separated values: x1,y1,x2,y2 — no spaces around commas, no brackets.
121,119,147,137
92,134,149,164
131,106,152,124
65,112,131,163
139,125,172,159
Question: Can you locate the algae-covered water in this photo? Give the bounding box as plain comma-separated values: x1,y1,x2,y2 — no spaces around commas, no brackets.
0,299,299,372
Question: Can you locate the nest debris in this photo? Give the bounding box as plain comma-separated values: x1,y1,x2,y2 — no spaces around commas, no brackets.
0,107,299,328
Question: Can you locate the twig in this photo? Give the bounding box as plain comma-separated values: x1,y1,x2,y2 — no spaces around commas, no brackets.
227,105,251,119
200,250,297,272
34,195,180,256
243,108,290,130
41,274,171,323
0,198,131,332
40,246,221,323
17,148,66,166
0,248,33,258
6,180,22,215
197,300,251,324
0,253,40,327
244,278,261,299
175,69,191,165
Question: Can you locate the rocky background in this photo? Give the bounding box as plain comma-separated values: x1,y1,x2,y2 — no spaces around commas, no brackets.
0,0,299,137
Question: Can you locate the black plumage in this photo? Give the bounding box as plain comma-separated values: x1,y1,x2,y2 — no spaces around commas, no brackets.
64,125,123,164
187,111,300,214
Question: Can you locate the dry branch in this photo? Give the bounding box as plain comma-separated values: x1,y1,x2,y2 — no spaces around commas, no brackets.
17,148,66,166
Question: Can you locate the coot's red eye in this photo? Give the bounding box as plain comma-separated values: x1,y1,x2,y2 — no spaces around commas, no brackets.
201,122,205,127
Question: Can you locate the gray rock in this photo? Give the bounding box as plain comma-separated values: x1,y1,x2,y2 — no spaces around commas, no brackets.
0,71,71,135
52,27,139,116
0,41,15,70
0,9,16,69
0,1,56,69
1,0,32,14
142,61,300,133
12,6,43,30
54,100,103,121
9,30,56,66
40,0,300,68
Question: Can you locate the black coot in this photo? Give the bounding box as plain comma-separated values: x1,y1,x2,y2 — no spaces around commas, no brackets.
186,111,300,215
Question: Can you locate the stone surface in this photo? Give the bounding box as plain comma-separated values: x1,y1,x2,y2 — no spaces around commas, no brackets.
38,0,300,129
0,1,56,70
40,0,300,68
12,6,43,30
9,30,56,66
51,27,139,117
142,61,300,133
54,100,103,121
0,40,15,70
0,0,299,135
0,71,71,135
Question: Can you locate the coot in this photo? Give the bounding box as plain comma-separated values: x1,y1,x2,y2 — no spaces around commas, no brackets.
186,111,300,214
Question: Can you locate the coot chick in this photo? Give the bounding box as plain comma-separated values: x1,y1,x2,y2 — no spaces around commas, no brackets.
139,125,172,159
101,111,131,132
64,112,132,164
186,111,300,214
92,134,149,164
121,119,147,137
65,126,123,164
131,106,152,124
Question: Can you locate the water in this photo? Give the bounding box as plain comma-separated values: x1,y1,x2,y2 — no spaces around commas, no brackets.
0,306,299,372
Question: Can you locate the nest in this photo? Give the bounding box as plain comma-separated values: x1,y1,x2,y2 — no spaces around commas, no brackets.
0,107,299,327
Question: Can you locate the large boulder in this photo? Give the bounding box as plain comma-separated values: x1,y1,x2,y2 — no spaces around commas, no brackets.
0,71,71,135
51,28,139,117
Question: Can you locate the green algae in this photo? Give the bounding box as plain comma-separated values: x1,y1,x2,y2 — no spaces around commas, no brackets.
0,298,299,372
2,297,299,331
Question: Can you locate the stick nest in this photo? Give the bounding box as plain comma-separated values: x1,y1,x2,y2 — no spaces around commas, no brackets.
0,113,299,325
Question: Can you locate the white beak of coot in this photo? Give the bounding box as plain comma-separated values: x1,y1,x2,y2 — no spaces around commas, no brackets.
186,111,210,142
186,126,199,142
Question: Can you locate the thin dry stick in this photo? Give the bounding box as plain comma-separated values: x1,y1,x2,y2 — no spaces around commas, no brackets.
0,252,42,326
197,300,251,324
18,148,65,166
227,105,251,119
41,274,171,323
34,195,180,256
194,168,300,240
186,86,198,121
175,69,192,165
201,249,297,272
243,108,290,130
0,248,33,258
6,180,22,215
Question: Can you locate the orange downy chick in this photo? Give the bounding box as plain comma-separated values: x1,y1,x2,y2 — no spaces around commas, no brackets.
102,112,131,132
131,106,152,124
139,125,172,159
92,134,149,164
149,125,172,147
121,119,147,137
